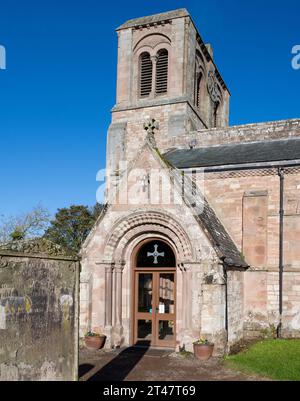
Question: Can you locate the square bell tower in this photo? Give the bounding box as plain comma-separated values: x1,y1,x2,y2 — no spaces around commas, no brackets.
107,9,230,173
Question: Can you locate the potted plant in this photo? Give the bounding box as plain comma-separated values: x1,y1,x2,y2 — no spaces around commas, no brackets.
84,331,106,350
193,337,214,361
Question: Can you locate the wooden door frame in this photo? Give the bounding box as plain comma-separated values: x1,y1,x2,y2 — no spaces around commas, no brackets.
155,270,177,348
130,238,177,348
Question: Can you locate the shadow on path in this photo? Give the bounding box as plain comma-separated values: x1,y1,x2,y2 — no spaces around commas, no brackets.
87,347,149,381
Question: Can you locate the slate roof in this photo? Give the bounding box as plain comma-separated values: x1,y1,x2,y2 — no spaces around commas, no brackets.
117,9,189,30
197,198,249,269
163,138,300,169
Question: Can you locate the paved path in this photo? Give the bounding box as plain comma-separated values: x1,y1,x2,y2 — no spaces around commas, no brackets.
79,347,266,381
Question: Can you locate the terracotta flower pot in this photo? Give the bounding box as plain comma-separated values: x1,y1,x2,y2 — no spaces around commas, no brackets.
193,343,214,361
85,335,106,350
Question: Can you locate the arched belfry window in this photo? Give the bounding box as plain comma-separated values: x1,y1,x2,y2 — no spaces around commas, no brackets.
196,72,203,109
155,49,168,95
140,52,153,98
136,240,176,268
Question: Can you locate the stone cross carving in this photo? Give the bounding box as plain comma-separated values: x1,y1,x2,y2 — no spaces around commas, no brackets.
147,244,165,265
144,118,159,148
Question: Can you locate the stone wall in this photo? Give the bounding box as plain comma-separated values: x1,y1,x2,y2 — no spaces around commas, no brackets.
204,168,300,271
169,118,300,149
243,270,300,339
0,240,79,381
200,282,226,355
227,271,244,347
107,102,202,179
203,167,300,338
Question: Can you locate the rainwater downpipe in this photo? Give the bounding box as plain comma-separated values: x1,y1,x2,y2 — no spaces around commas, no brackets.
277,167,285,338
223,265,229,344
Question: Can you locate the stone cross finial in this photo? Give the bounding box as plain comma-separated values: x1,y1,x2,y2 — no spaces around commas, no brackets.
144,118,159,148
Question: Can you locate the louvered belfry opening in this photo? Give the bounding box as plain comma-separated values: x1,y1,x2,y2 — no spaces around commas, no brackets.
140,52,153,98
155,49,168,95
196,72,203,109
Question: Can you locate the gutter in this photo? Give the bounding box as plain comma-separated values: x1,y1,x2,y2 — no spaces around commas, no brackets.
179,159,300,173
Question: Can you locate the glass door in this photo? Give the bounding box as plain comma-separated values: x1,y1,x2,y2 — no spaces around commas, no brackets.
134,271,176,347
134,272,154,346
155,272,176,348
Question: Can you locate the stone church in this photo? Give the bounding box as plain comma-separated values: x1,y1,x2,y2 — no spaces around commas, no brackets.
80,9,300,354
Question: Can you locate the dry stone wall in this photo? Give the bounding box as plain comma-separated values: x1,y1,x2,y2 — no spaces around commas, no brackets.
0,240,79,381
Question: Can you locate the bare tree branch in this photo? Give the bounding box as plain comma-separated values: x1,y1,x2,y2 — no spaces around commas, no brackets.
0,205,50,243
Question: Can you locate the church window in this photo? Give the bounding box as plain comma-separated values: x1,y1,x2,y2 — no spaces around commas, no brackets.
136,240,175,268
196,72,203,109
140,52,153,98
155,49,168,95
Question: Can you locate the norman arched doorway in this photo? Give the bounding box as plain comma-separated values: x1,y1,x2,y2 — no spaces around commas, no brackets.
132,239,176,348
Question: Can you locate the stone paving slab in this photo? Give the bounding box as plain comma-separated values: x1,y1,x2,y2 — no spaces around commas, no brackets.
79,347,268,382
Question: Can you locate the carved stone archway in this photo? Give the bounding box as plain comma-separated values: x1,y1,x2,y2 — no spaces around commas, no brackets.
101,209,194,347
103,209,194,264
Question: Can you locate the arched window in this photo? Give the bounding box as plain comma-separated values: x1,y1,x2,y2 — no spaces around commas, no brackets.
140,52,153,98
195,72,203,109
213,101,220,127
136,240,176,268
155,49,168,95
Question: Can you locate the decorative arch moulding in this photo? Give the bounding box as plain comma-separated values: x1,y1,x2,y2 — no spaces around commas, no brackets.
103,210,194,263
134,33,171,55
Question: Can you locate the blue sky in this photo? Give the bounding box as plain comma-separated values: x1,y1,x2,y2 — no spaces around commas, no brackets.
0,0,299,217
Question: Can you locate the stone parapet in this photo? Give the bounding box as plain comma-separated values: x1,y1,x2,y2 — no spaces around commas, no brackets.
170,119,300,149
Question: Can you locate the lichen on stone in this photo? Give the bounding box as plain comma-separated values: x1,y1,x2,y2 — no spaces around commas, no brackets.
0,238,74,257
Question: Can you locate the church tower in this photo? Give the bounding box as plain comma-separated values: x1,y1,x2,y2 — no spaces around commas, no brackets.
106,8,230,187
